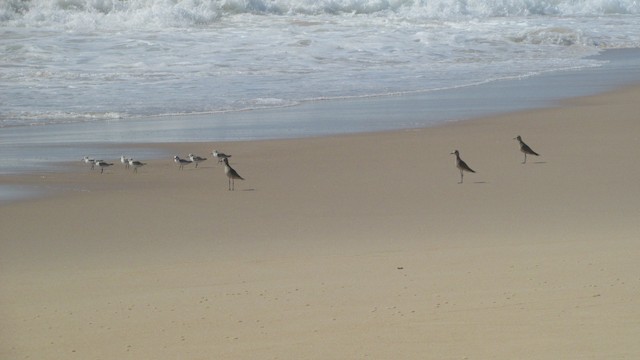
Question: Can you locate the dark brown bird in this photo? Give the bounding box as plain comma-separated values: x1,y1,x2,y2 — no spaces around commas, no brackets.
514,135,539,164
223,157,244,191
451,150,475,184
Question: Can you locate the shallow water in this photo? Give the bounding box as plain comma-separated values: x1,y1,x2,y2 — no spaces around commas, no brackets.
2,0,639,127
0,184,46,205
3,0,640,179
2,48,640,177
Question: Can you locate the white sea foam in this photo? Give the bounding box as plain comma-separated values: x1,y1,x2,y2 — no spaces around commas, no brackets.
1,0,639,127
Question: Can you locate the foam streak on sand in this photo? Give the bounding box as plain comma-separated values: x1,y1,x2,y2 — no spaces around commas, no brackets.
1,86,640,358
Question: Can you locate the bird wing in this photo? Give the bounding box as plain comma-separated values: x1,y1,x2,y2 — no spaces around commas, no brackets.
522,143,539,156
460,160,475,173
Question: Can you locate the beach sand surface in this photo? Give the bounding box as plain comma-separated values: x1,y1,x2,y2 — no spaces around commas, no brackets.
1,86,640,359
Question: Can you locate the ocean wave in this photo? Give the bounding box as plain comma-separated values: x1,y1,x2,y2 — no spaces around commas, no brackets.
0,63,603,129
1,0,638,128
1,0,638,30
0,0,220,28
0,110,125,128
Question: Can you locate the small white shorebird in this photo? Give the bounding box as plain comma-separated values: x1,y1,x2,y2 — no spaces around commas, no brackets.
128,158,146,173
212,150,231,163
514,135,540,164
188,153,207,168
222,157,244,191
121,155,130,169
95,160,113,174
82,156,101,170
451,150,476,184
174,155,192,170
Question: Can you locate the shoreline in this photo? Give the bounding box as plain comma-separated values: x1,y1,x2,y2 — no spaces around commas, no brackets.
2,48,640,181
2,82,640,205
2,82,640,358
2,80,640,206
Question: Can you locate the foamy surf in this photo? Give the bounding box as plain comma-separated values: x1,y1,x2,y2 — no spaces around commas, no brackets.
1,0,639,127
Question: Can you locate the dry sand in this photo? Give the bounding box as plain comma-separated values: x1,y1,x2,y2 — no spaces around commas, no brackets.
1,85,640,359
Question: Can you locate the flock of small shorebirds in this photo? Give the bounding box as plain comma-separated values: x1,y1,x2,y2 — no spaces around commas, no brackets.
81,136,540,189
81,149,244,190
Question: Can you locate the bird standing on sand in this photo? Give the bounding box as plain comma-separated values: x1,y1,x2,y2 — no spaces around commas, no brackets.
174,156,192,170
223,157,244,191
514,135,539,164
212,150,231,163
95,160,113,174
121,155,130,169
188,153,207,168
451,150,475,184
82,156,101,170
128,158,146,173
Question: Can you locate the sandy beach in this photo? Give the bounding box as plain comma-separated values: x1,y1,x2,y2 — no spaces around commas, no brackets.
2,85,640,359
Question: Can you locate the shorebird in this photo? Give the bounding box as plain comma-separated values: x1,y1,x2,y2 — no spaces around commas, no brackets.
174,156,192,170
95,160,113,174
212,150,231,163
128,158,146,173
451,150,475,184
188,153,207,168
121,155,130,169
514,135,539,164
222,157,244,191
82,156,104,170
